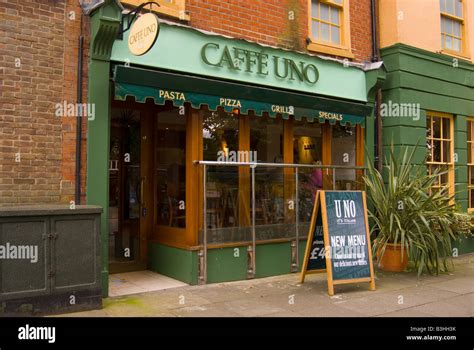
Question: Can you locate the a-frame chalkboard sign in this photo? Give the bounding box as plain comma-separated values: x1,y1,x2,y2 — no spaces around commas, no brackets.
300,190,376,296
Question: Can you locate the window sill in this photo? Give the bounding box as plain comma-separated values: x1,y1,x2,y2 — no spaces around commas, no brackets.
121,0,190,21
439,49,471,61
307,42,355,59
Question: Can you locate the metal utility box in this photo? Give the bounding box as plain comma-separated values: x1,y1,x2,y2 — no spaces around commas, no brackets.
0,205,102,315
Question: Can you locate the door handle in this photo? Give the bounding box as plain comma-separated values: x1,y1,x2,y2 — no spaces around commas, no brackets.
140,177,145,206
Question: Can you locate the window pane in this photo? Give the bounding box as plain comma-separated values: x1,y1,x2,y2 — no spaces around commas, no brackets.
312,20,319,39
155,107,186,228
294,121,322,223
321,22,330,41
442,141,451,162
471,166,474,185
311,0,318,17
250,116,287,237
455,0,462,17
330,7,340,25
250,116,283,163
332,123,356,191
440,170,449,187
440,0,446,12
469,143,473,164
433,140,442,162
445,34,452,49
332,25,340,44
320,3,330,21
333,0,343,4
442,117,450,139
433,116,441,138
453,21,461,36
469,122,474,163
203,109,239,160
470,189,474,208
441,16,449,33
426,141,433,162
201,109,240,235
453,38,461,51
446,0,454,15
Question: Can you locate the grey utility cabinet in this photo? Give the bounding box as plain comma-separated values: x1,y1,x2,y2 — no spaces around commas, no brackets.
0,205,102,315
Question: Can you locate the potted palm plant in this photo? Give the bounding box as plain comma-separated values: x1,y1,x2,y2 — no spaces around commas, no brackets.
364,145,473,275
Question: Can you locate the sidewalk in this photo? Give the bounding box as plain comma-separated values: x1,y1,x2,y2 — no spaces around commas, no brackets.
60,254,474,317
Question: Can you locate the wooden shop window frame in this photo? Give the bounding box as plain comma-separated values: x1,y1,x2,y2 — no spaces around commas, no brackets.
307,0,354,58
426,111,455,199
121,0,190,21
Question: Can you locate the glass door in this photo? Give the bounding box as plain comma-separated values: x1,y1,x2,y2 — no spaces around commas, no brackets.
109,107,149,273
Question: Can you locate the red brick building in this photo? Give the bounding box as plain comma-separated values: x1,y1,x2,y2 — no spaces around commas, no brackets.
0,0,375,207
1,0,384,289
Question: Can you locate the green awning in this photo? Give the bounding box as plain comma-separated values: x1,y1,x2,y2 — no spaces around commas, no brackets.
113,65,371,127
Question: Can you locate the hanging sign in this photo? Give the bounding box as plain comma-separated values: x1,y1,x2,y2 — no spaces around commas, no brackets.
128,13,159,56
300,191,375,296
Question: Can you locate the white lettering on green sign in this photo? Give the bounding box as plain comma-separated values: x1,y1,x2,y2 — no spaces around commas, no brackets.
219,98,242,108
319,111,343,121
159,90,186,101
271,105,294,114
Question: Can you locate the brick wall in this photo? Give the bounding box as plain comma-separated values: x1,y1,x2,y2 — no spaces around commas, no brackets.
186,0,374,62
61,0,90,204
0,0,88,206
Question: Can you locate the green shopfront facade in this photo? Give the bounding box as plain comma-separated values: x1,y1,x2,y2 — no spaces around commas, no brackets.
87,2,385,296
381,43,474,255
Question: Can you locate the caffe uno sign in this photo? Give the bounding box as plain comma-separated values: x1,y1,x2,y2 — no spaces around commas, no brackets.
201,43,319,85
128,13,159,56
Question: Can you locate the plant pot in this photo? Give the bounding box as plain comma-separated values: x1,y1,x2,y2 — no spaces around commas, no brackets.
377,243,409,272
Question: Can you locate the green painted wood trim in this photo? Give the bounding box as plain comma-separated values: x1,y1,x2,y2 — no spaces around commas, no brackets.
255,242,292,278
86,0,122,298
206,246,248,283
381,43,474,72
383,71,473,100
148,243,198,285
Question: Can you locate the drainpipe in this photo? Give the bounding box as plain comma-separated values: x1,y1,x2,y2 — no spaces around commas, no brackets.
371,0,383,172
75,14,84,204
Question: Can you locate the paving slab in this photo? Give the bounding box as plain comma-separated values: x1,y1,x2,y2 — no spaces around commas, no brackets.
58,254,474,317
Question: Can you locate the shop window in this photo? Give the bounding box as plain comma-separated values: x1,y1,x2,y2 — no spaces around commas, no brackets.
121,0,189,21
308,0,354,58
201,108,240,237
440,0,467,55
294,120,323,223
331,123,357,190
250,115,285,238
426,112,454,196
467,119,474,210
155,107,186,228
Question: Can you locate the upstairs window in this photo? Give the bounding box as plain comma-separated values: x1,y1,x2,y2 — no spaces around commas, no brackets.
440,0,464,53
308,0,353,58
310,0,343,45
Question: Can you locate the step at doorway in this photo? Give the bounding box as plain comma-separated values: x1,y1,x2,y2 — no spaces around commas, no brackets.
109,271,188,297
